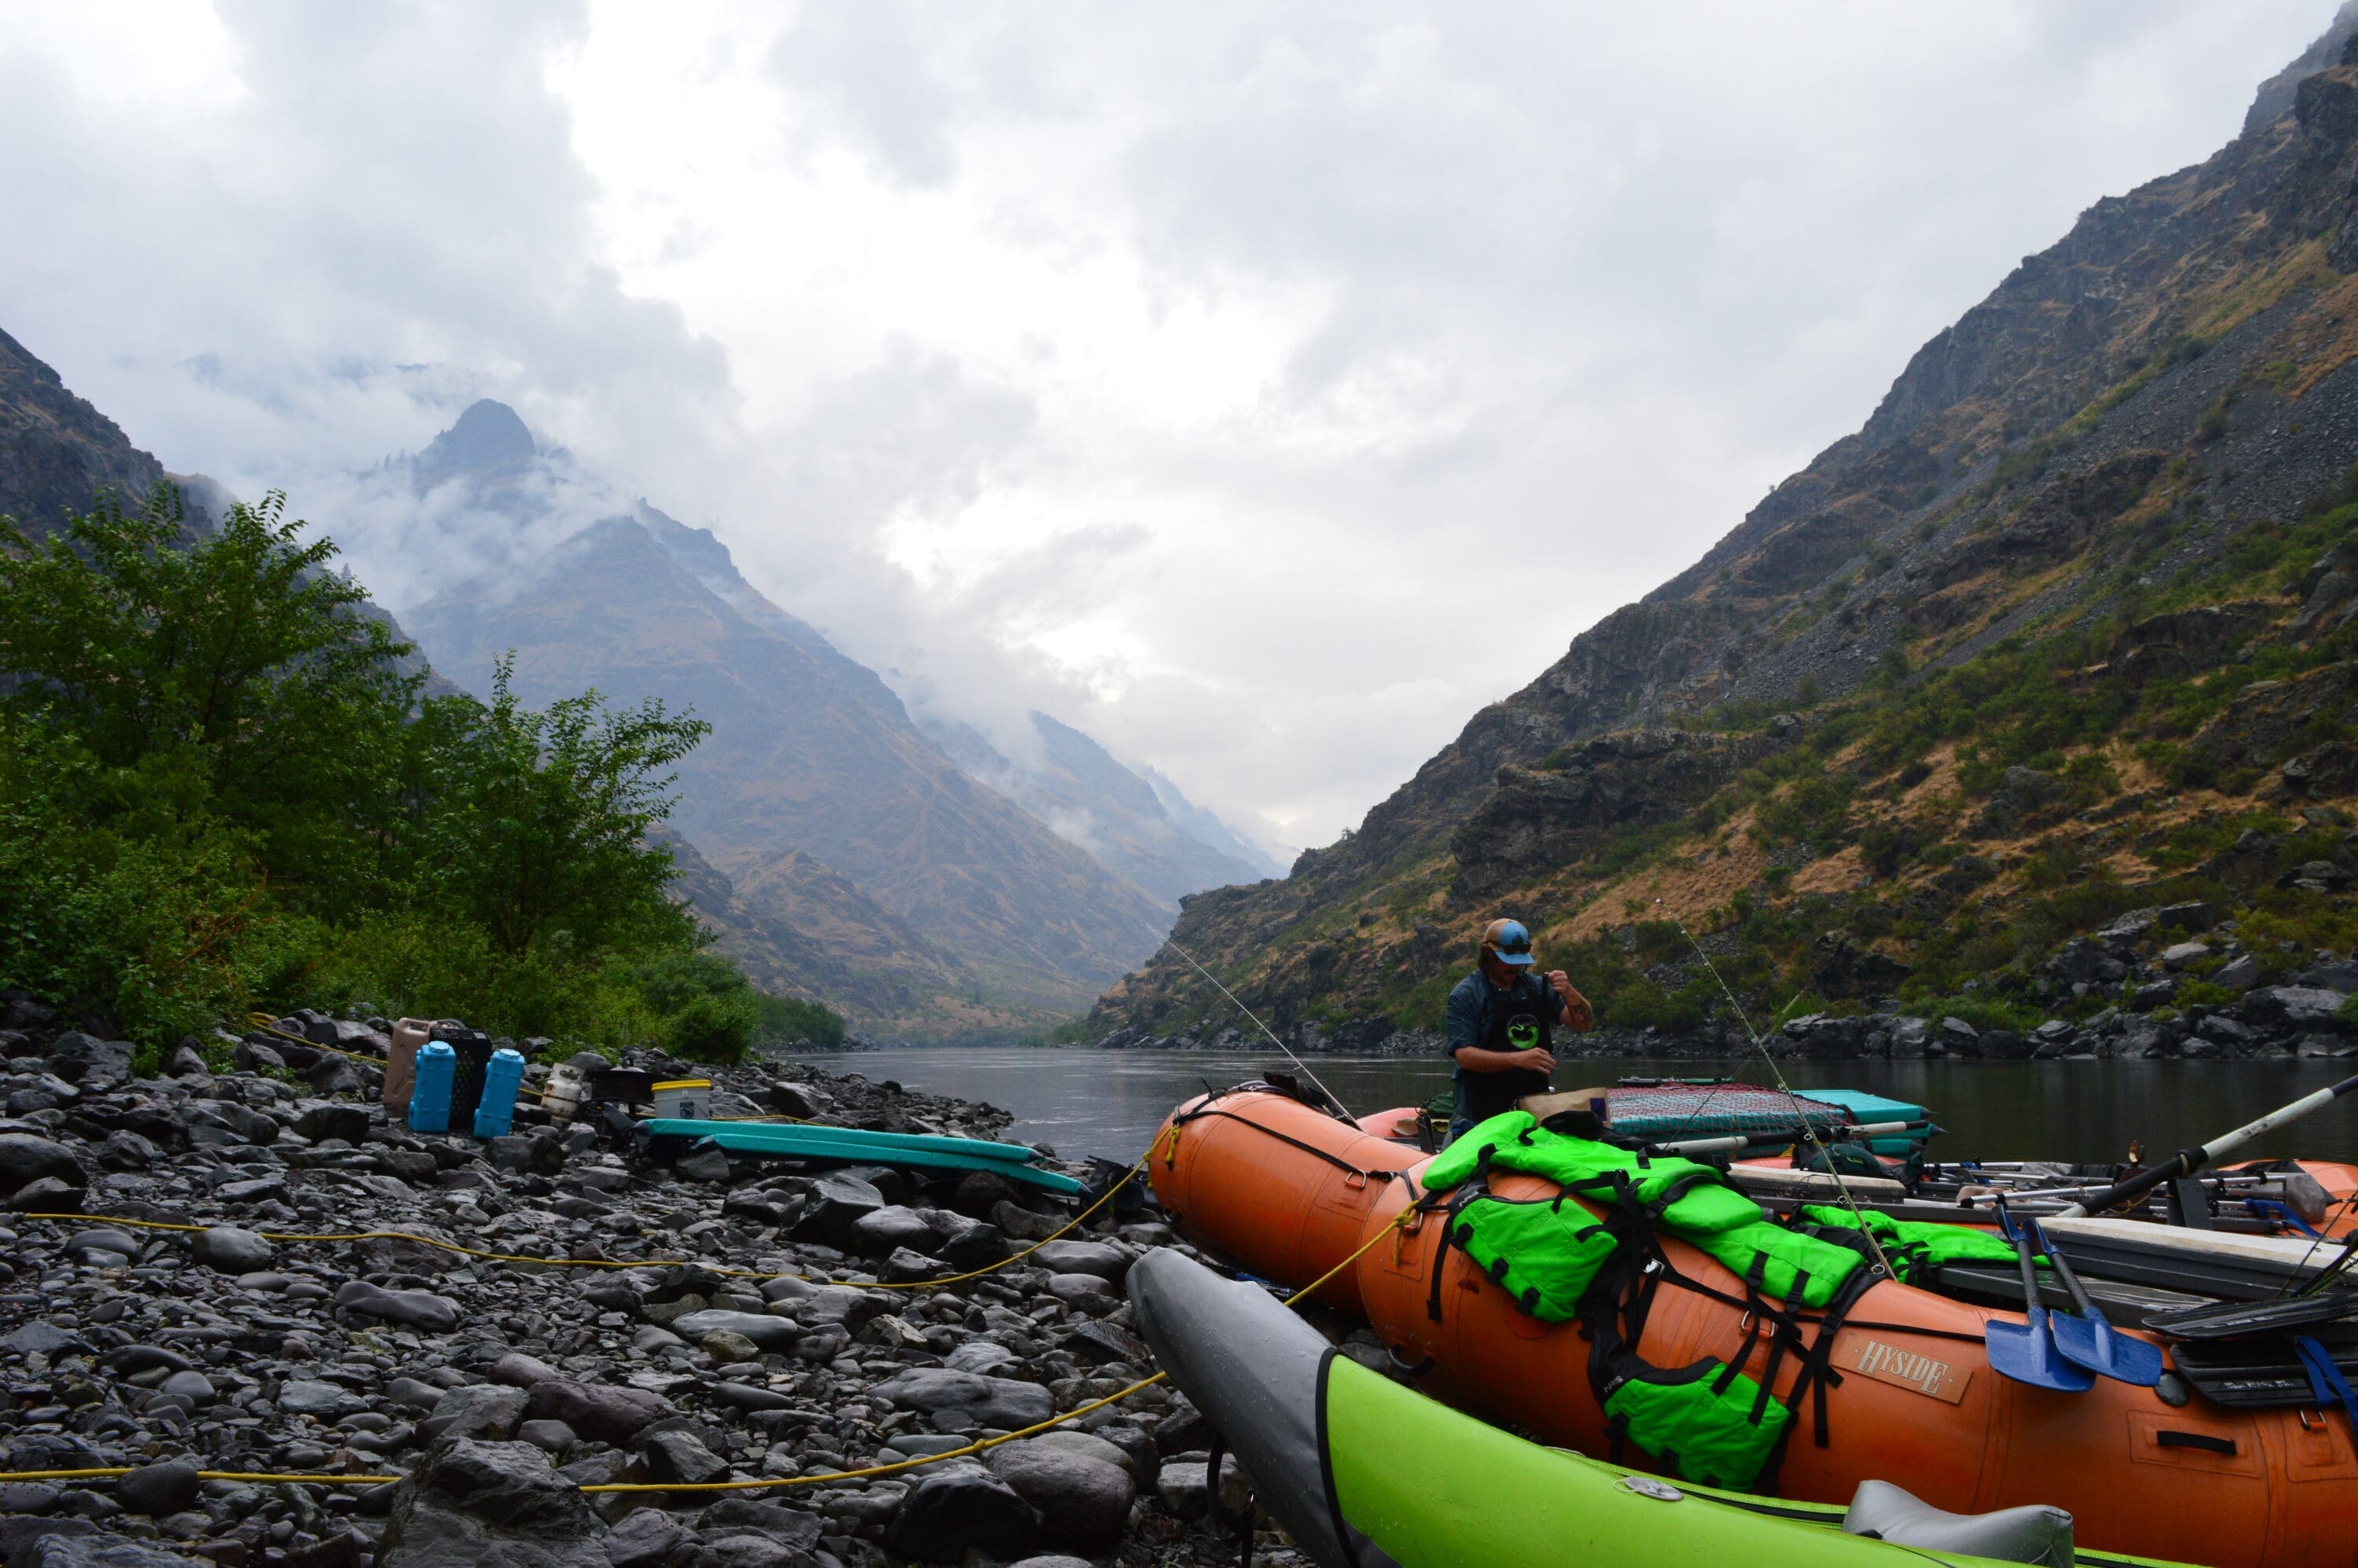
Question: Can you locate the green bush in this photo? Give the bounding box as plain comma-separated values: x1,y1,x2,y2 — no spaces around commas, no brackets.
2173,979,2237,1010
1900,993,2042,1034
754,991,848,1048
0,487,781,1053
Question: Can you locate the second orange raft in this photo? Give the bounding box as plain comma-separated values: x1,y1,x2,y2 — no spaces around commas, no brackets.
1149,1087,2358,1568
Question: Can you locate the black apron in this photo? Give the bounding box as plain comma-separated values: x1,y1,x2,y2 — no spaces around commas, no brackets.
1449,976,1554,1136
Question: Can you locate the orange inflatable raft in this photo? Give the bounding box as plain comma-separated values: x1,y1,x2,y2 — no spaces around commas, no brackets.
1152,1089,2358,1568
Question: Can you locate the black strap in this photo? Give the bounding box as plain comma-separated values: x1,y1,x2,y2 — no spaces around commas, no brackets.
1426,1177,1489,1323
1170,1107,1399,1183
1205,1434,1254,1568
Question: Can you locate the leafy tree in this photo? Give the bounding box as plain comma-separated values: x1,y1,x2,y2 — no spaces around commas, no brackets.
408,654,709,958
0,488,795,1054
0,490,420,912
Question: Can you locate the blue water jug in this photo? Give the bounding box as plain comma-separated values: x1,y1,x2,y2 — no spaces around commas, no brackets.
409,1041,456,1133
472,1048,527,1138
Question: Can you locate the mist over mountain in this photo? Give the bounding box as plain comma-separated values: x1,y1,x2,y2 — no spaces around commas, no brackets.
918,710,1273,905
389,405,1275,1034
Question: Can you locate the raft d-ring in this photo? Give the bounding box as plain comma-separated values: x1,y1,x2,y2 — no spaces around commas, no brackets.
1619,1476,1684,1502
1342,1171,1369,1192
1739,1309,1757,1335
2298,1408,2327,1433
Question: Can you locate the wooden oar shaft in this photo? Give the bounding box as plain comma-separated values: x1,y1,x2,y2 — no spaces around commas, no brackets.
2054,1071,2358,1218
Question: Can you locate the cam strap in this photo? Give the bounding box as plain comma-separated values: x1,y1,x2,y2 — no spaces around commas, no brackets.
2295,1335,2358,1437
1425,1151,1494,1323
1170,1107,1400,1184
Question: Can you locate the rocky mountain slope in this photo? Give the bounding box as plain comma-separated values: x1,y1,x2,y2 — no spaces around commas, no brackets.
920,711,1272,905
1092,11,2358,1059
0,328,443,691
0,327,179,541
399,426,1179,1034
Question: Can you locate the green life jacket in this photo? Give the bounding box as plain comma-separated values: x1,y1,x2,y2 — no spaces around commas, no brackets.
1688,1218,1865,1308
1425,1111,1755,1226
1797,1203,2027,1286
1593,1341,1794,1491
1444,1192,1620,1322
1423,1112,1864,1304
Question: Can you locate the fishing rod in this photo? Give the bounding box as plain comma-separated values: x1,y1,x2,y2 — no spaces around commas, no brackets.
1653,1120,1913,1158
1159,939,1353,1119
2051,1070,2358,1219
1653,902,1895,1280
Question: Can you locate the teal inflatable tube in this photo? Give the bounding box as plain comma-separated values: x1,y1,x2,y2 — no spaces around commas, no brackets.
643,1118,1085,1195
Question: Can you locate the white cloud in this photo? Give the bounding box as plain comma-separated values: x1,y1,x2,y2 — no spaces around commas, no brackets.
0,0,2338,854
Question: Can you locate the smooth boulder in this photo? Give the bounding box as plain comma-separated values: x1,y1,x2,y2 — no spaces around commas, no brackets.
523,1379,674,1443
884,1468,1041,1562
873,1368,1056,1432
334,1280,461,1331
667,1309,799,1353
986,1439,1136,1551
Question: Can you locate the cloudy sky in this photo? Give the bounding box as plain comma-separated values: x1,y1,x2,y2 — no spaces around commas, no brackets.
0,2,2337,852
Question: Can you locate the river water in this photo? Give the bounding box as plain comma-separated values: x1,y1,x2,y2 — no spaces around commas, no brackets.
789,1047,2358,1168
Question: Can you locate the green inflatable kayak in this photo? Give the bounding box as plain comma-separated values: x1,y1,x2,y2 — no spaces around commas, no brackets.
643,1118,1085,1195
1128,1249,2195,1568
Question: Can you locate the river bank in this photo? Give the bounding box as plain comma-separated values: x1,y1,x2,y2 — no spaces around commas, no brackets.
0,1008,1273,1568
798,1046,2358,1168
1090,976,2358,1065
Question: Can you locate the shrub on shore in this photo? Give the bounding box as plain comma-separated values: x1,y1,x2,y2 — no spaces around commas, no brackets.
0,488,839,1057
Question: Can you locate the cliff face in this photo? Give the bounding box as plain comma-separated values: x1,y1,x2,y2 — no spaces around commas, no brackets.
0,326,445,690
1092,19,2358,1048
399,441,1179,1034
0,327,179,537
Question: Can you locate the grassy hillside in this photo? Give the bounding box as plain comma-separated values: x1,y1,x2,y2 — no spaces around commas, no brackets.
1089,31,2358,1052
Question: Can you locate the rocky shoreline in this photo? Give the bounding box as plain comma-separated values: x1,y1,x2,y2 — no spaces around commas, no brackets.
0,998,1300,1568
1092,907,2358,1063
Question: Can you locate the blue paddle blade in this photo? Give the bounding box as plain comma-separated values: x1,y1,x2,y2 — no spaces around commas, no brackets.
1986,1307,2097,1392
2048,1308,2165,1387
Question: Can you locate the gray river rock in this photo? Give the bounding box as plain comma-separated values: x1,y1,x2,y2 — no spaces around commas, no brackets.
0,1004,1229,1568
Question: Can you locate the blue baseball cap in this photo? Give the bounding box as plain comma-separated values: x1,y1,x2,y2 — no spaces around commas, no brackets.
1482,919,1534,966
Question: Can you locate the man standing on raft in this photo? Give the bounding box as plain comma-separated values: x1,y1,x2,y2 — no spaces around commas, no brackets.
1444,918,1594,1145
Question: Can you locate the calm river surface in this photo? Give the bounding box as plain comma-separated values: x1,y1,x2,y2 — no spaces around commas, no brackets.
789,1048,2358,1168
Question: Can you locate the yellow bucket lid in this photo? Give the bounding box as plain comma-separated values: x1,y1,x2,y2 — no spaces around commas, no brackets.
651,1078,712,1092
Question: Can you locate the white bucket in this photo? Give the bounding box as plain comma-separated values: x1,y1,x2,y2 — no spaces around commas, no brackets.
652,1078,712,1120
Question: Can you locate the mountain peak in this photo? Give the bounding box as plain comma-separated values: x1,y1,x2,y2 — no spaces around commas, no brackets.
415,399,535,482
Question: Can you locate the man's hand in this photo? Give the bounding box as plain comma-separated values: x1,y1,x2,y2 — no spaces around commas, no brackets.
1453,1045,1555,1078
1547,970,1596,1030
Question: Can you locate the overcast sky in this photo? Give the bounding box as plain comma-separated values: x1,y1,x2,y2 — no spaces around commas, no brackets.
0,2,2337,852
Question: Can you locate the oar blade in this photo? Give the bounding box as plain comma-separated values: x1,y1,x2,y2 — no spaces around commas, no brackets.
2048,1310,2165,1387
1986,1309,2096,1392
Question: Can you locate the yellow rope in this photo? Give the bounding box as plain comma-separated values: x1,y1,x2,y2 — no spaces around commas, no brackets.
581,1201,1416,1493
0,1467,403,1486
2,1124,1398,1496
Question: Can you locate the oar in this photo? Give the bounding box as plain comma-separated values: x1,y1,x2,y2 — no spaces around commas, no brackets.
2051,1071,2358,1219
2027,1216,2163,1386
1984,1205,2093,1392
1654,1121,1913,1157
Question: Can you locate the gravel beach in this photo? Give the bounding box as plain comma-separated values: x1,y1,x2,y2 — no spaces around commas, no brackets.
0,1003,1298,1568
